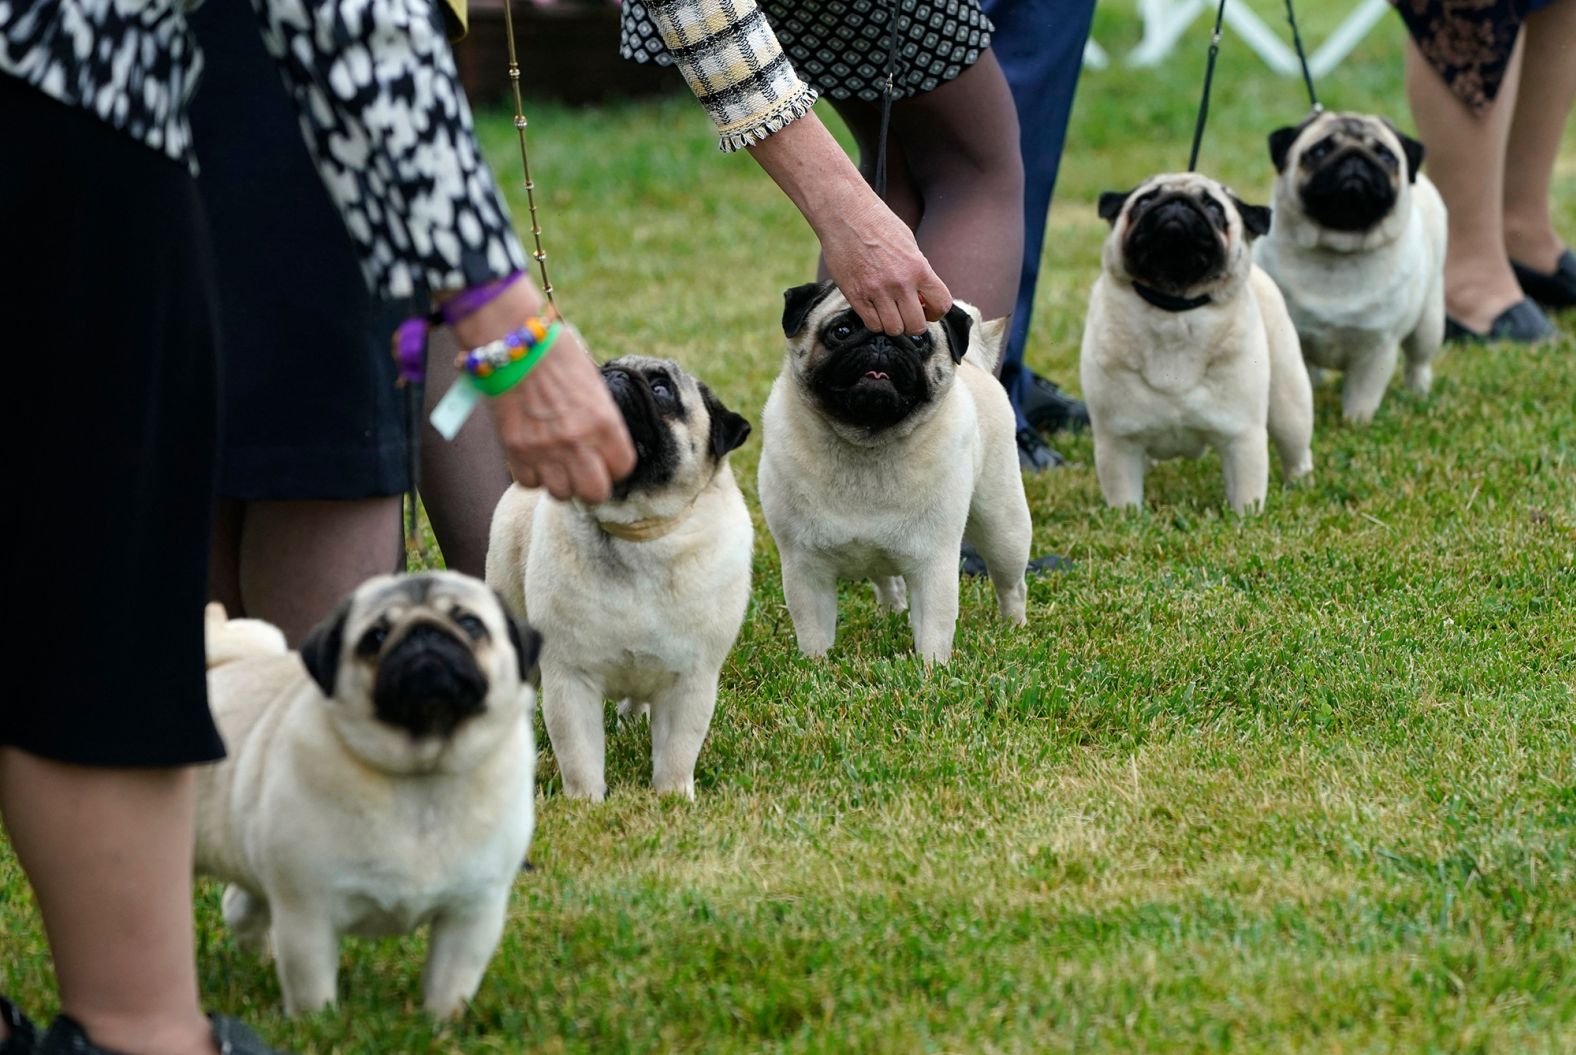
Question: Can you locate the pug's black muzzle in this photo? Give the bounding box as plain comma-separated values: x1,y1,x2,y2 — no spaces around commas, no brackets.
1300,150,1396,232
809,337,929,432
372,624,489,740
1123,196,1225,293
602,366,675,500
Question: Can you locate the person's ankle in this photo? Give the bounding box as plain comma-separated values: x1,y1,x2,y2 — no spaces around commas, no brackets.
1444,266,1524,333
59,1009,217,1055
1502,216,1564,271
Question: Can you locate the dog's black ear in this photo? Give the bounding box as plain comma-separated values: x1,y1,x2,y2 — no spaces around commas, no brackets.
782,281,837,337
1268,125,1300,173
1381,118,1426,183
300,598,351,698
1232,196,1273,239
939,304,973,364
1098,190,1133,225
700,382,752,460
489,589,542,680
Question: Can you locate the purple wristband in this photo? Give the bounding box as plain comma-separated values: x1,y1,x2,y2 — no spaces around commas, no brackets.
391,270,526,386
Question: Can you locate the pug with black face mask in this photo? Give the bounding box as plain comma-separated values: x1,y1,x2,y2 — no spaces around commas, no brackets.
1257,111,1446,424
487,355,752,802
1081,173,1314,514
757,283,1032,666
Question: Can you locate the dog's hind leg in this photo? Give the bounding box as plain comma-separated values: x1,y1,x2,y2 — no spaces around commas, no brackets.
871,576,908,614
541,666,608,801
1403,281,1445,395
965,480,1031,626
222,885,272,958
649,672,720,800
423,887,510,1018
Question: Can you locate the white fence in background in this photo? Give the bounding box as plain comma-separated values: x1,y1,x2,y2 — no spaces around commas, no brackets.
1084,0,1392,74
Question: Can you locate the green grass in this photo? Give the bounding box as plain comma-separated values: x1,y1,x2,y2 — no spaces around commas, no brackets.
4,2,1573,1051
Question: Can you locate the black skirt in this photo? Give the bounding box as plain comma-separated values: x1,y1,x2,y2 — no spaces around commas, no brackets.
1,77,226,768
622,0,993,103
189,0,416,501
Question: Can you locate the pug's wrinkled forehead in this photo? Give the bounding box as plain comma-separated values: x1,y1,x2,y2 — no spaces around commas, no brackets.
353,572,496,627
1270,110,1424,184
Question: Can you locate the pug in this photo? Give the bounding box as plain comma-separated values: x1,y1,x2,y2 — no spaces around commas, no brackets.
195,573,542,1018
1257,110,1446,424
487,355,752,802
1081,172,1315,514
757,284,1031,665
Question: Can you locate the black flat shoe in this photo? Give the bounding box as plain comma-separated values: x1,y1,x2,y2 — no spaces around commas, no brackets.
1021,372,1091,435
39,1015,291,1055
1444,299,1554,344
1016,427,1065,473
960,542,1072,578
1,997,38,1055
1511,248,1576,309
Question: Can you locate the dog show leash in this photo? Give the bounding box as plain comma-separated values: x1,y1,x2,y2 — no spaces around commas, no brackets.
1186,0,1230,173
1282,0,1324,115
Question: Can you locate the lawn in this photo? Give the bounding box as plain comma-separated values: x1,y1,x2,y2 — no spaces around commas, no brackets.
3,2,1573,1052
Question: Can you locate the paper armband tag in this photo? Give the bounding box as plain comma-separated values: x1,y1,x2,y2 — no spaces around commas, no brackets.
429,377,482,440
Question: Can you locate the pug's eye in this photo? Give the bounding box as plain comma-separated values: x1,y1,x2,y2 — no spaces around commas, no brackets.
1204,198,1227,226
1372,144,1398,170
1306,137,1335,162
650,379,673,400
831,322,854,341
355,623,389,656
452,611,488,640
1134,190,1159,209
907,334,926,347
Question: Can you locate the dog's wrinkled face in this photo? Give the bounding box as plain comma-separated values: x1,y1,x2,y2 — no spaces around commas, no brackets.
1269,111,1424,237
780,282,973,442
300,571,541,774
1098,173,1270,300
600,355,750,508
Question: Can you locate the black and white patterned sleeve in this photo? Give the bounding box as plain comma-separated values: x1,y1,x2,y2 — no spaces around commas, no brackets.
250,0,527,300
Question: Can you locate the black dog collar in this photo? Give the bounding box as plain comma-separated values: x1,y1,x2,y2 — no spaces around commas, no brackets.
1132,283,1212,313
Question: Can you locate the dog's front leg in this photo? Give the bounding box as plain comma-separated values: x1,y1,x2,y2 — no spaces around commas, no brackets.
906,559,961,664
1219,428,1270,514
422,888,510,1018
541,665,608,801
780,548,838,657
1093,430,1148,509
649,671,720,800
270,903,340,1015
1341,342,1399,425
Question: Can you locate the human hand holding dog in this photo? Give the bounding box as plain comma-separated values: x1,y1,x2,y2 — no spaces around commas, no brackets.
447,279,635,503
748,114,950,336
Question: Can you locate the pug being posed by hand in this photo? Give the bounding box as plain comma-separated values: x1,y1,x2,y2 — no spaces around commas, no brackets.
487,356,752,802
1081,173,1314,514
195,573,542,1017
1256,111,1446,424
757,283,1031,665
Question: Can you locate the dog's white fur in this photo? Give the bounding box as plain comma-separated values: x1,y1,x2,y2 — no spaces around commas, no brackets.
1081,172,1314,514
195,577,537,1017
758,294,1031,664
1256,111,1447,424
487,358,752,802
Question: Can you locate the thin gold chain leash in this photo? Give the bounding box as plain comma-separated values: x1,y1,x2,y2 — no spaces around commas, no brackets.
501,0,557,317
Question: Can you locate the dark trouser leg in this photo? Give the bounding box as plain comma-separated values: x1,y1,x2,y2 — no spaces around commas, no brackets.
982,0,1098,429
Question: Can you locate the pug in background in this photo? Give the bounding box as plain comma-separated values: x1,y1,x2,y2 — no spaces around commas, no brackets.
1257,111,1446,424
195,573,542,1017
487,355,752,802
1081,173,1314,514
757,284,1031,665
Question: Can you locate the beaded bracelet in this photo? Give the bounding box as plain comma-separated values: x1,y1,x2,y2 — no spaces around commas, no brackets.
460,316,560,396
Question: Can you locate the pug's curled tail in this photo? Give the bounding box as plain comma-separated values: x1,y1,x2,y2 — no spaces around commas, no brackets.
205,601,289,669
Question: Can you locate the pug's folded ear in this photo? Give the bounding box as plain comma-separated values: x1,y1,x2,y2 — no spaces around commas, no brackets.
1268,126,1300,173
940,304,973,364
1381,118,1426,183
1231,196,1274,239
782,281,837,337
700,382,752,460
300,598,351,698
1098,190,1133,225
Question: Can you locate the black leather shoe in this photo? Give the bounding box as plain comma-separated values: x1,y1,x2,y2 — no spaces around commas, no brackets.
1017,427,1065,473
1021,372,1091,434
960,543,1072,578
1444,299,1555,344
1,997,37,1055
39,1015,292,1055
1512,248,1576,309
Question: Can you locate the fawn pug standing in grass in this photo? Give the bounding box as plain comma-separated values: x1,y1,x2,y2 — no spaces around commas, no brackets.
488,356,752,802
1256,111,1446,424
1081,172,1314,514
196,573,542,1018
758,283,1031,665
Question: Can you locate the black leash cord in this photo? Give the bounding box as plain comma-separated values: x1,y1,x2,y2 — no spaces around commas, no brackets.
1283,0,1321,111
1187,0,1230,172
874,1,900,200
